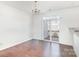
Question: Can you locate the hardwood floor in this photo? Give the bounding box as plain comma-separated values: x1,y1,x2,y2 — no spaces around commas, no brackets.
0,39,76,57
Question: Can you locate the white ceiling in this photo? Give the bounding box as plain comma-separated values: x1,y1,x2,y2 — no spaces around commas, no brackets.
2,1,79,14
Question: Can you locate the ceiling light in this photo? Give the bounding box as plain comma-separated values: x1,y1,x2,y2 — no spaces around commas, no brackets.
32,1,40,15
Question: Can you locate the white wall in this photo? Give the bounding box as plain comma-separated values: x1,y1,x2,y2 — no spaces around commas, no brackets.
59,22,73,45
0,3,32,50
32,14,43,40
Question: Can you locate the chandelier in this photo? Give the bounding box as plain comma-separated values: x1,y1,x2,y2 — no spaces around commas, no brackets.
32,1,40,15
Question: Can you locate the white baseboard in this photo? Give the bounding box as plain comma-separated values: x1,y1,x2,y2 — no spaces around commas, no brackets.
0,38,32,51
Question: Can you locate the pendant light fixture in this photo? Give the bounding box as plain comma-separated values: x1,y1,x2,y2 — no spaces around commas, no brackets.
32,1,40,15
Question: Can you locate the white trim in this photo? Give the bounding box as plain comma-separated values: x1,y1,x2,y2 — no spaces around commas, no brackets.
0,39,32,51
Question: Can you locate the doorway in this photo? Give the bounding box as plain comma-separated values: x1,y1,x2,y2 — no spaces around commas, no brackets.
43,16,60,43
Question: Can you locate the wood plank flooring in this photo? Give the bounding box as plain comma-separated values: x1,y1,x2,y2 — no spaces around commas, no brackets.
0,39,76,57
